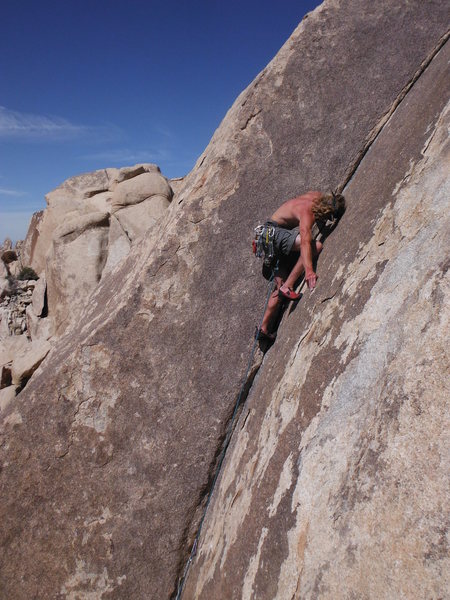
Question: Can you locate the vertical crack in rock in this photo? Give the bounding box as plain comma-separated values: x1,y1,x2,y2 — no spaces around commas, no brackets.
172,343,265,599
339,30,450,193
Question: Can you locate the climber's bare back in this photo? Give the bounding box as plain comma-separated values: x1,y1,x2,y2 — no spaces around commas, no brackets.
270,190,321,228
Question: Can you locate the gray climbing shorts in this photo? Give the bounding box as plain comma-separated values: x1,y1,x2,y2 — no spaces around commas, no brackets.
265,221,299,256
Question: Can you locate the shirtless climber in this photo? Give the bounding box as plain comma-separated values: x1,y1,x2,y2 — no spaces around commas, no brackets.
256,190,345,342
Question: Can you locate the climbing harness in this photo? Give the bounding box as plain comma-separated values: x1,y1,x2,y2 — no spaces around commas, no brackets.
174,273,276,600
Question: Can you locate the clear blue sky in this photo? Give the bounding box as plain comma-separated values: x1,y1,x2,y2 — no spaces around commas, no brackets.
0,0,321,242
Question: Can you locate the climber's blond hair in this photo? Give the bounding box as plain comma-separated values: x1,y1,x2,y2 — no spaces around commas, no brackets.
312,192,346,220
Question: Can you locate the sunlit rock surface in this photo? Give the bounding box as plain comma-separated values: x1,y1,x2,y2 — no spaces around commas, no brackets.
24,163,172,277
0,1,449,598
21,163,173,337
184,42,450,600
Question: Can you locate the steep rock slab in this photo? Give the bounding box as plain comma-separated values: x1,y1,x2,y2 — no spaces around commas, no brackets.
184,40,450,600
1,2,449,599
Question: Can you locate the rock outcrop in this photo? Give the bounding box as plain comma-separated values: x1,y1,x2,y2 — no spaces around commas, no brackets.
23,163,173,336
26,163,173,277
0,164,174,423
0,1,449,599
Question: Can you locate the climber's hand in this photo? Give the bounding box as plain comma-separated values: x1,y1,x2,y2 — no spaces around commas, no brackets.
306,272,318,290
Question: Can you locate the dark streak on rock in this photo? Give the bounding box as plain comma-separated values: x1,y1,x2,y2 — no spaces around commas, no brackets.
240,109,262,131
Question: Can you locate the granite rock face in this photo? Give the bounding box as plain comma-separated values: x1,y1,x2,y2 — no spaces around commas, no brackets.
0,1,449,599
184,41,450,600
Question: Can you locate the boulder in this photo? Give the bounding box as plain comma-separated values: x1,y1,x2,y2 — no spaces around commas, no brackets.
26,165,171,277
31,275,47,317
0,2,449,599
111,171,173,212
22,165,173,337
0,386,16,412
45,169,114,203
86,190,113,214
46,212,110,336
114,195,171,241
110,163,161,186
25,170,113,274
11,339,51,388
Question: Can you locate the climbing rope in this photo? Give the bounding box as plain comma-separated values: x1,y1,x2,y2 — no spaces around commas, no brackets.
174,273,276,600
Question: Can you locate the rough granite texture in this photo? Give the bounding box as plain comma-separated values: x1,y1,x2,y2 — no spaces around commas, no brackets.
0,1,449,599
184,40,450,600
25,163,171,277
24,164,173,337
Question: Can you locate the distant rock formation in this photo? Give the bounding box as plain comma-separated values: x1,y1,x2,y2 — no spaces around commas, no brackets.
22,163,173,336
0,1,449,599
0,238,48,407
0,164,173,413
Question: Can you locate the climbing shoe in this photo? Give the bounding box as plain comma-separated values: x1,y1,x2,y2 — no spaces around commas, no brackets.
278,286,301,301
255,327,276,343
